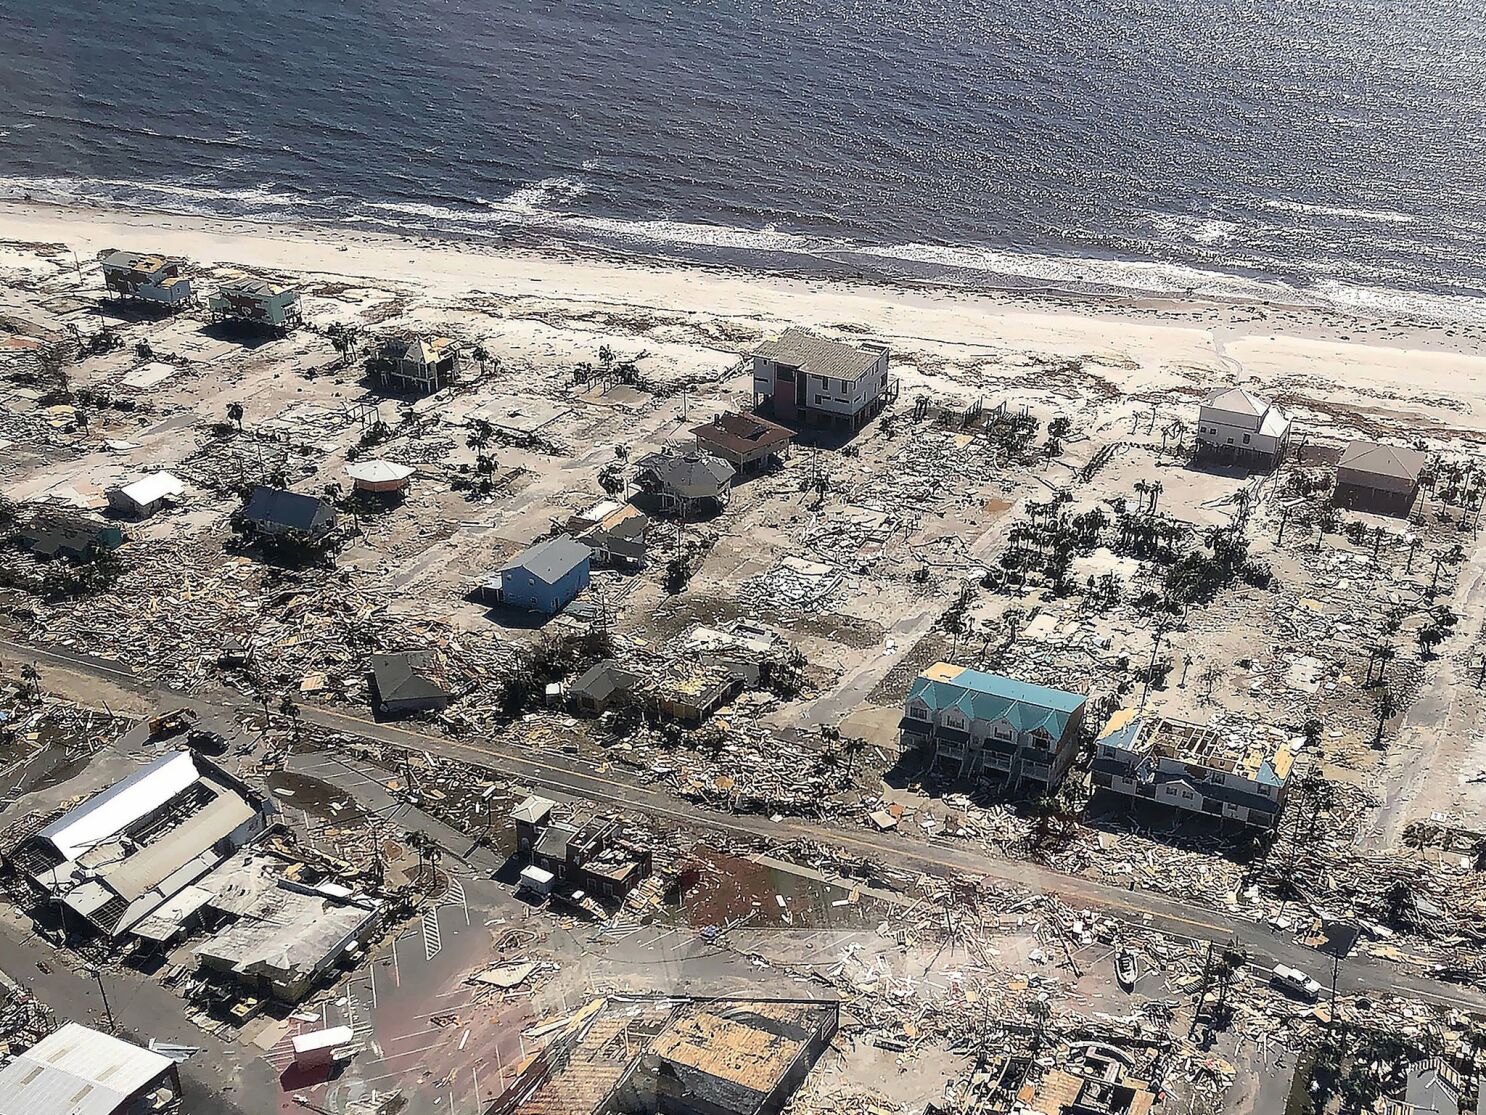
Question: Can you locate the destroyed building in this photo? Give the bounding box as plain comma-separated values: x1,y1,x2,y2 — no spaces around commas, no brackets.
239,484,337,541
190,849,381,1004
1091,709,1293,829
374,334,459,395
1194,386,1292,469
499,997,837,1115
1334,439,1428,517
9,749,274,940
750,327,895,430
1012,1041,1157,1115
639,1000,839,1115
369,650,451,716
572,500,649,569
17,508,124,561
691,411,794,473
0,1022,183,1115
511,797,652,903
493,535,592,614
900,663,1088,791
99,249,193,308
567,646,748,725
207,275,303,330
634,450,736,517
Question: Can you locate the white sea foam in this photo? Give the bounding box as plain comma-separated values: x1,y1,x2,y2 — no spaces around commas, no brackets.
2,171,1480,325
1264,199,1417,225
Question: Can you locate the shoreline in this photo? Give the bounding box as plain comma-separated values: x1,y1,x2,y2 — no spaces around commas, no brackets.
4,198,1486,442
3,196,1483,358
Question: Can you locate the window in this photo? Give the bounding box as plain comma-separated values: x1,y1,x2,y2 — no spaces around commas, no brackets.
1242,433,1251,444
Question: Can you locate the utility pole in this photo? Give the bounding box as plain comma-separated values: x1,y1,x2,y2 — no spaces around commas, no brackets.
86,967,116,1033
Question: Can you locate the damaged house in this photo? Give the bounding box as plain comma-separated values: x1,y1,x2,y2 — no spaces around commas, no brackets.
370,650,451,717
692,411,794,473
634,450,736,518
1333,439,1428,517
1091,709,1293,829
1195,386,1292,470
18,508,124,561
640,1000,840,1115
511,797,652,903
100,249,193,308
239,485,337,542
373,334,460,395
899,663,1087,791
492,535,592,615
9,750,274,940
207,275,303,330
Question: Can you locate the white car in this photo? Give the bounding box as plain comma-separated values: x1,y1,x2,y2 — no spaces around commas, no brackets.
1270,964,1322,1001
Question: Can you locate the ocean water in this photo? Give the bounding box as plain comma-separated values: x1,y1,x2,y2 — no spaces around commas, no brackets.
3,0,1486,319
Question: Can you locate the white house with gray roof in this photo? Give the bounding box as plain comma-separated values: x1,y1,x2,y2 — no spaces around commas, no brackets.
900,662,1088,790
1195,386,1292,468
751,328,895,430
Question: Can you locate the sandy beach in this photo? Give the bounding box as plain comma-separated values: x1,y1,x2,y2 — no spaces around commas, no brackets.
3,199,1486,444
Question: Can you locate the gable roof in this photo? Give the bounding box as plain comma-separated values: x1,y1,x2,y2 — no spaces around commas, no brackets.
371,651,449,703
242,485,333,532
752,328,884,382
501,534,591,583
115,470,185,507
692,412,795,455
216,275,295,299
907,663,1085,738
1200,386,1269,417
1338,439,1427,482
0,1023,174,1115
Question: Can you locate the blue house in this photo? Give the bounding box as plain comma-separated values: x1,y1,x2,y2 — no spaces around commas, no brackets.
901,662,1087,790
498,535,591,614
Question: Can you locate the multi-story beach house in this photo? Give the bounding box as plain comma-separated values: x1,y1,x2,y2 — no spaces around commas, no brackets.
751,328,895,430
208,275,303,330
1090,709,1293,829
899,663,1088,791
1194,386,1292,469
100,249,193,308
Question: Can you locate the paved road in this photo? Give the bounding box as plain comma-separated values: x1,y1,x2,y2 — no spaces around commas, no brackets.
0,917,278,1114
5,635,1486,1018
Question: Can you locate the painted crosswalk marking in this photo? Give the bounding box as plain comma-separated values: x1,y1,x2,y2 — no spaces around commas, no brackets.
422,908,443,962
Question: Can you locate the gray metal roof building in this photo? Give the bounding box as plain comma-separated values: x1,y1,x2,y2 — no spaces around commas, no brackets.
0,1022,181,1115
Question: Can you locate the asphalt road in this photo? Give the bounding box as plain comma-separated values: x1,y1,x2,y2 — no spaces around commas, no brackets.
0,917,277,1114
5,634,1486,1020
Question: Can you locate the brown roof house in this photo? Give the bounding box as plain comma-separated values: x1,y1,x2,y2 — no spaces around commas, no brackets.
692,411,794,473
1334,439,1428,516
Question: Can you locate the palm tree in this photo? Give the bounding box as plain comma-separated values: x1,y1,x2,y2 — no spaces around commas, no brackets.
842,736,867,779
19,663,40,703
226,401,244,432
471,343,490,374
278,693,301,742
